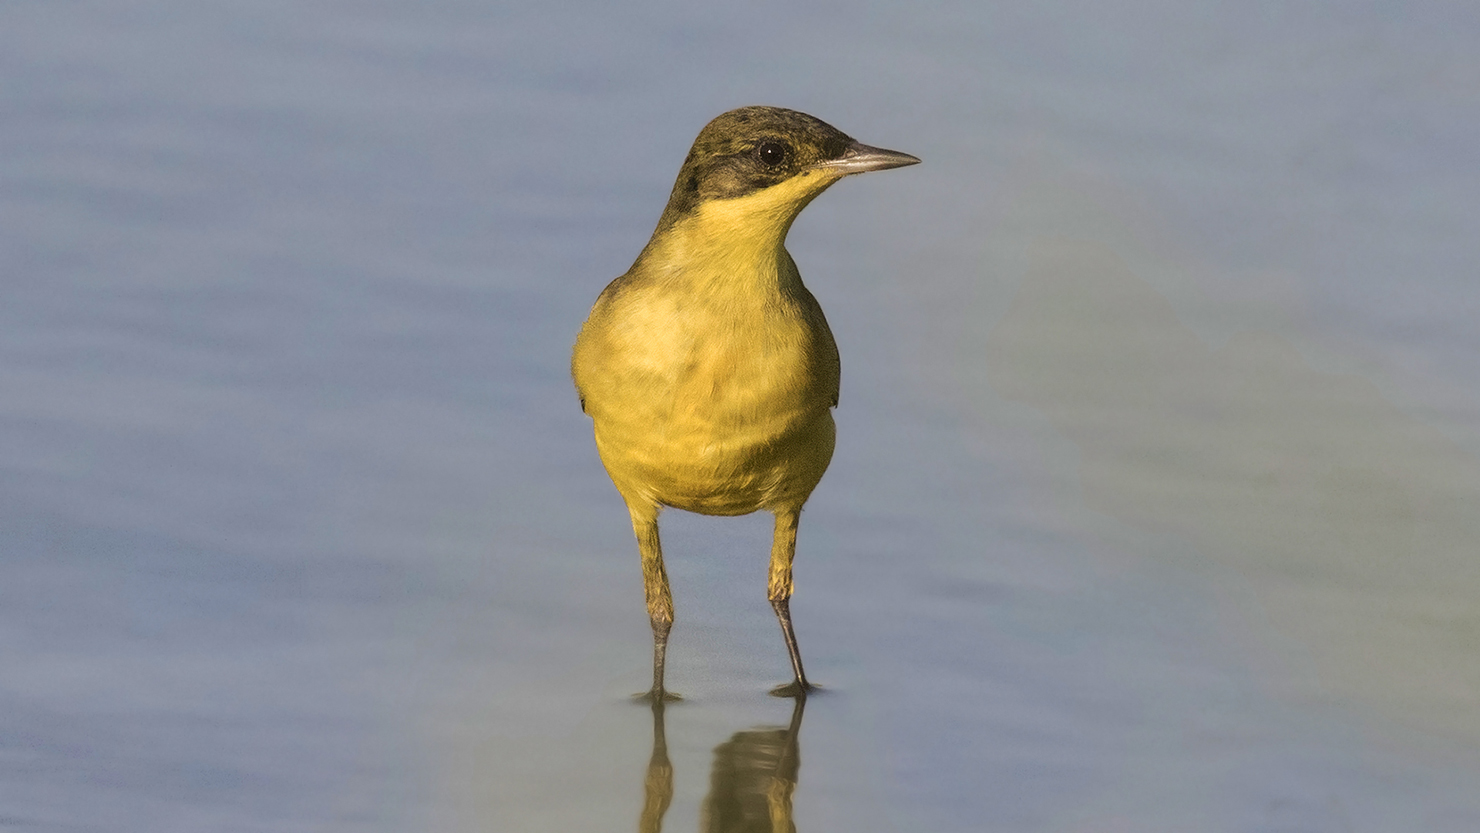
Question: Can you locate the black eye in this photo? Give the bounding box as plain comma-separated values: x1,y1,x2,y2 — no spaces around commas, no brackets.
755,140,789,167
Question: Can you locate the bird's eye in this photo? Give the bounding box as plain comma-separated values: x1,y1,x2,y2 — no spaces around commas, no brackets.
755,141,789,167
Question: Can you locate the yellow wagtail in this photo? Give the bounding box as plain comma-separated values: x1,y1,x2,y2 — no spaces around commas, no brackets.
573,106,918,699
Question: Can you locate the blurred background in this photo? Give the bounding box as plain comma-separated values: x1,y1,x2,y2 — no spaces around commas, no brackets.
3,1,1479,830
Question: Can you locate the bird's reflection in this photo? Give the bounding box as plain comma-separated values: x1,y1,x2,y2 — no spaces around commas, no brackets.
639,700,675,833
639,698,805,833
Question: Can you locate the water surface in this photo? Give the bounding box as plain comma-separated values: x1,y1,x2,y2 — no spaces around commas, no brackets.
4,2,1479,830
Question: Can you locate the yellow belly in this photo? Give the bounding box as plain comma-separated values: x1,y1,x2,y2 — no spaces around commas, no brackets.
574,286,839,514
572,229,841,516
594,405,835,515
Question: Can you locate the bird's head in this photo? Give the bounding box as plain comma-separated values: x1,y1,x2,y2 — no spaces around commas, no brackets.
653,106,919,238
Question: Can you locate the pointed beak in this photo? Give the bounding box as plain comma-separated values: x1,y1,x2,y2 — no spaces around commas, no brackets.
813,140,921,175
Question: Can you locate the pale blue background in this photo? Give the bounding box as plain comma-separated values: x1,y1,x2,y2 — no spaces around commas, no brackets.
4,2,1479,830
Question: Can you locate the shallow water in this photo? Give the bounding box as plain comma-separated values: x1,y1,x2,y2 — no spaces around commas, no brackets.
5,2,1480,830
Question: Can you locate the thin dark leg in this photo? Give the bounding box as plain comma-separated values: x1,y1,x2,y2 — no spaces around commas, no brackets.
770,597,811,697
767,511,813,697
632,508,680,702
650,617,673,701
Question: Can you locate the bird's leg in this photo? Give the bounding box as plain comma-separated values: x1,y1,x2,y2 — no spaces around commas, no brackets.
632,508,679,702
767,510,813,697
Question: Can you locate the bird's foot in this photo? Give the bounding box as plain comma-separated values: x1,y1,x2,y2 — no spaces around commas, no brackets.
768,680,819,699
632,688,684,704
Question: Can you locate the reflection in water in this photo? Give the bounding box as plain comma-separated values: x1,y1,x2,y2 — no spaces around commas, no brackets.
639,700,805,833
639,702,676,833
701,699,804,833
981,236,1480,744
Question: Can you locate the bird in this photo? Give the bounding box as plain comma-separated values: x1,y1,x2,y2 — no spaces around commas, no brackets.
572,106,918,700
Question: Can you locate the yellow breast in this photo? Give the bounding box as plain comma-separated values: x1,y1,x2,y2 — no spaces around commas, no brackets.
572,201,840,515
